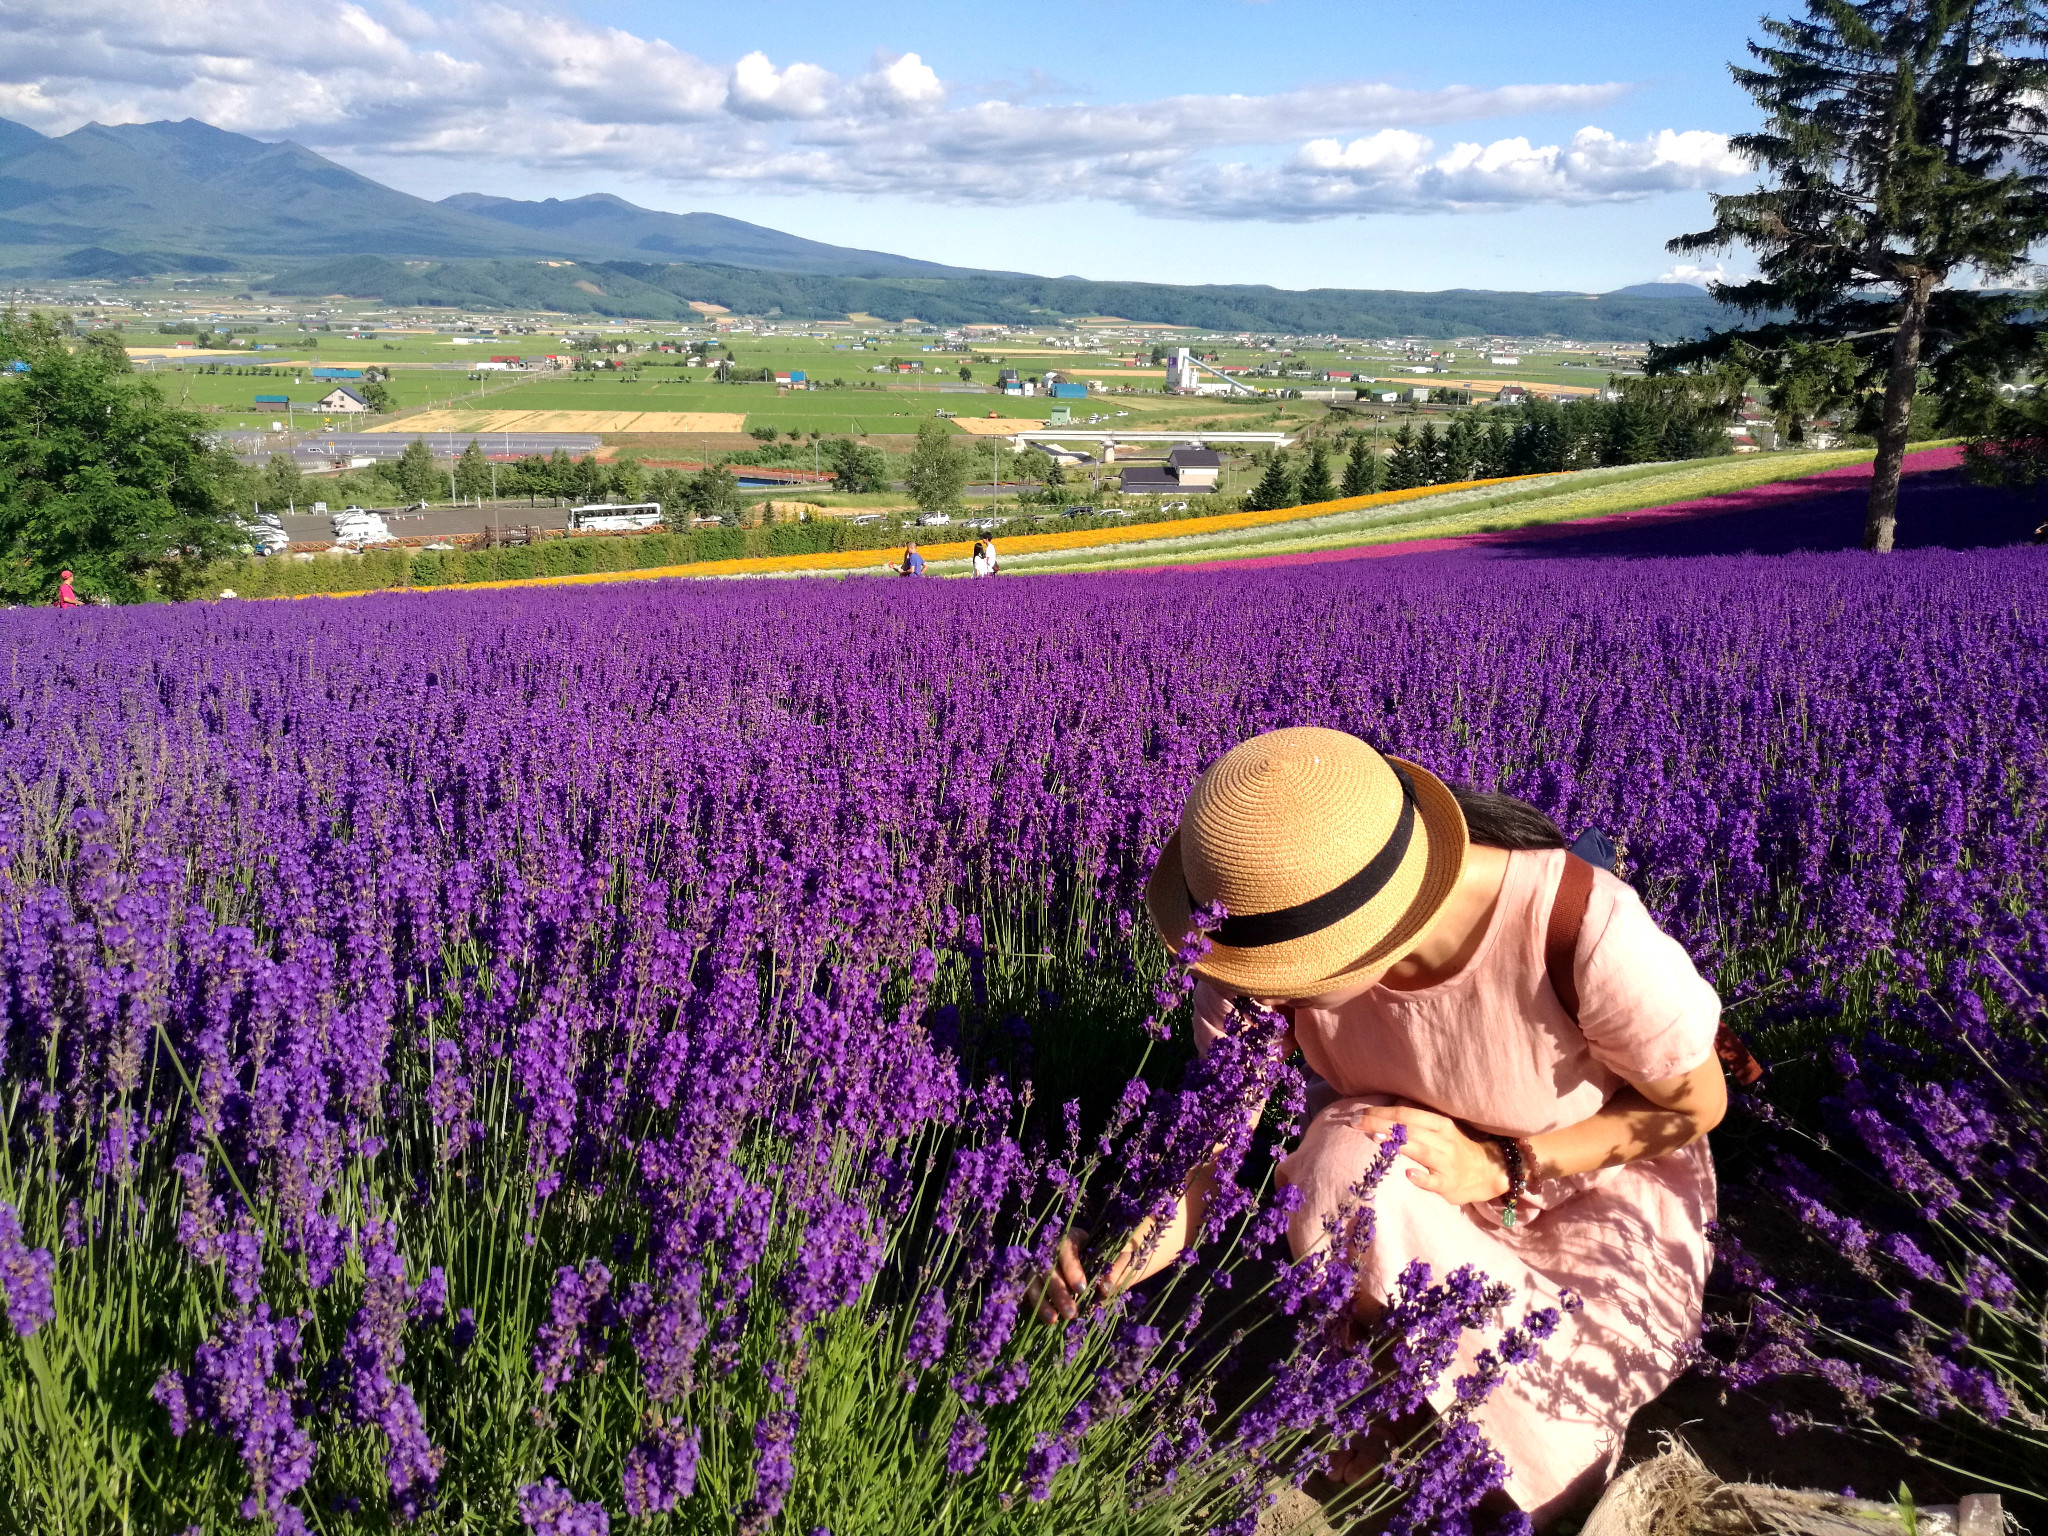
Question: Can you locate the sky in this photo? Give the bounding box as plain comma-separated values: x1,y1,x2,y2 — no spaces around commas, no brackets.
0,0,1780,292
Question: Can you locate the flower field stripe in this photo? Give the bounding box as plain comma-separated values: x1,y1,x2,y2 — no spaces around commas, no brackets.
1062,444,1968,575
277,475,1548,599
277,447,1924,600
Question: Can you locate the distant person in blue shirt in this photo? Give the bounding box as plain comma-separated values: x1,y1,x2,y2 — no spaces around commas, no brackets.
899,543,926,576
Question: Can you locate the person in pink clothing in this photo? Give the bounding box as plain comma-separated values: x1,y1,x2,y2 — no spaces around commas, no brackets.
55,569,83,608
1037,726,1727,1527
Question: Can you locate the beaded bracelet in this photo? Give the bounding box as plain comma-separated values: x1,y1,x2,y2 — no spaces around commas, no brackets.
1492,1135,1537,1228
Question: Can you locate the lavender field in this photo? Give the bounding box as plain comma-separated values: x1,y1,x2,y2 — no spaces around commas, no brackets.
1,544,2044,1533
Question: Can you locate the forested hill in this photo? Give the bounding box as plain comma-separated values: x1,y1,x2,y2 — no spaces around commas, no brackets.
267,256,1732,341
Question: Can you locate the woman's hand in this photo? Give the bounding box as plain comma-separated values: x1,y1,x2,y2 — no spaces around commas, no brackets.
1356,1105,1511,1207
1028,1229,1094,1322
1027,1229,1145,1323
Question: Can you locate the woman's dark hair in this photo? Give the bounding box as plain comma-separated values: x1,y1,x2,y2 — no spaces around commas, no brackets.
1450,787,1567,851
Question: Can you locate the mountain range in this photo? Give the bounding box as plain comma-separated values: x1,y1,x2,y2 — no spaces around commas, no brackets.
0,115,1735,339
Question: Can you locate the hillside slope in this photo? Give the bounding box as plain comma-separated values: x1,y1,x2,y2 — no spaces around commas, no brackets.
0,112,1738,339
266,254,1734,339
440,193,995,278
0,118,592,261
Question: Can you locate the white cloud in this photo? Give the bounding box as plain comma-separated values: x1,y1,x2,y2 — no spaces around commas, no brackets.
0,0,1748,221
728,52,836,120
1138,125,1748,221
1656,261,1752,288
857,51,945,113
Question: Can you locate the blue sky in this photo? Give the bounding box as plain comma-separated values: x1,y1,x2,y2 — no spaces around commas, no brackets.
0,0,1775,290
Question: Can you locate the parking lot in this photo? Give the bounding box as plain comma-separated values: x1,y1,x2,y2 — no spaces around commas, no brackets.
273,502,579,545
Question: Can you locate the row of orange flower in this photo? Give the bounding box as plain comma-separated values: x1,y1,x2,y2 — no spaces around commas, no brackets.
294,475,1538,600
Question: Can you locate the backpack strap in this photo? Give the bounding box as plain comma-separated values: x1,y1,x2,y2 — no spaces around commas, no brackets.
1545,851,1764,1086
1544,852,1596,1020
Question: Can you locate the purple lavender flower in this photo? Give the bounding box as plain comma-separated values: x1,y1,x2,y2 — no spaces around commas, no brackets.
944,1410,989,1476
533,1260,613,1394
519,1477,610,1536
742,1408,798,1531
342,1220,444,1516
903,1287,949,1375
0,1203,55,1337
621,1422,702,1517
165,1304,315,1518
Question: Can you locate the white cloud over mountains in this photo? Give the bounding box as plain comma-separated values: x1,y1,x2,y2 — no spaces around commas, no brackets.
0,0,1749,220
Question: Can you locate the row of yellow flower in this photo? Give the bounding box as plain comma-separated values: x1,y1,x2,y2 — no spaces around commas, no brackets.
291,474,1541,600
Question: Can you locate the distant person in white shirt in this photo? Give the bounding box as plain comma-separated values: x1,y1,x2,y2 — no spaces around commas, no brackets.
971,540,994,578
983,535,1000,574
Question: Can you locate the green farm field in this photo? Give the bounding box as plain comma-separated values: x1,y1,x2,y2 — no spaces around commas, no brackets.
104,316,1638,438
135,365,540,432
422,371,1272,438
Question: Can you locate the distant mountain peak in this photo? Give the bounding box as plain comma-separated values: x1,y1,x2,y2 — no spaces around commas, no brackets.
1609,281,1718,299
0,116,46,161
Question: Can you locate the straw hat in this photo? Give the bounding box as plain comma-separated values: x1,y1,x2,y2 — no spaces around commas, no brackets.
1145,727,1468,996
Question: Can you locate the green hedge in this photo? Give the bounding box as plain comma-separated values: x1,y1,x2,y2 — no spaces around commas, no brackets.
203,520,904,598
201,501,1249,599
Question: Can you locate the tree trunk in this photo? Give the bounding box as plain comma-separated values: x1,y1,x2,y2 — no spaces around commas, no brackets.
1866,270,1937,552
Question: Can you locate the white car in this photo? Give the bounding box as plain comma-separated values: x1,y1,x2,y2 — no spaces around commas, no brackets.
331,507,395,545
241,516,291,555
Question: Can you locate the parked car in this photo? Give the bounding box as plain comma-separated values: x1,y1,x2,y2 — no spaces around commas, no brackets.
917,513,951,527
1063,505,1096,518
849,514,885,526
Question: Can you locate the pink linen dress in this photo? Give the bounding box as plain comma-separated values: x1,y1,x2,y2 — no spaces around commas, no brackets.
1193,848,1721,1521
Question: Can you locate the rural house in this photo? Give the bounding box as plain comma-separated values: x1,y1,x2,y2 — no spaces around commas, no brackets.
314,386,371,412
1117,444,1224,496
1165,446,1222,489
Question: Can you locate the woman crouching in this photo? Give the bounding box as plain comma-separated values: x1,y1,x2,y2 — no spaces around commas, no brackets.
1038,726,1727,1526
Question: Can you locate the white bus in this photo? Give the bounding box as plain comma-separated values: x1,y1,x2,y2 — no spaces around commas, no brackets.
569,502,663,532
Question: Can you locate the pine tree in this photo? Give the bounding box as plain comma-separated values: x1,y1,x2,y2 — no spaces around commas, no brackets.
1506,399,1569,474
1417,422,1447,485
1340,438,1381,497
1297,441,1336,504
1382,425,1421,490
1482,419,1512,478
1442,417,1476,484
1663,0,2048,549
1244,452,1297,510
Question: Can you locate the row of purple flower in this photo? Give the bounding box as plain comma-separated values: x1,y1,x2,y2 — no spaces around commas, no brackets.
0,544,2041,1529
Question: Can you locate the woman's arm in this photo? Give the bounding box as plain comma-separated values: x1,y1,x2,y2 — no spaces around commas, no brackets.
1356,1054,1728,1206
1034,983,1290,1321
1031,1161,1220,1322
